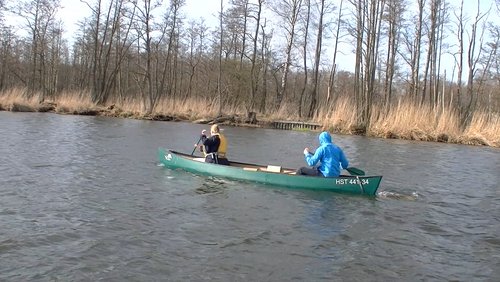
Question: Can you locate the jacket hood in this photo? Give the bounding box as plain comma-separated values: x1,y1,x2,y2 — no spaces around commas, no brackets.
319,131,332,145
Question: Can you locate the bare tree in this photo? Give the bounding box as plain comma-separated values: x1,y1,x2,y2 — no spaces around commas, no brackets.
0,2,7,89
227,0,249,67
382,0,404,112
0,27,15,90
219,0,250,109
82,0,135,105
298,0,310,118
327,0,344,105
462,0,489,125
0,0,4,18
217,0,224,115
452,0,465,112
259,20,272,113
308,0,328,118
272,0,303,110
485,24,500,116
421,0,442,107
434,0,447,109
349,0,386,126
2,0,499,131
451,0,489,126
248,0,263,113
133,0,158,113
409,0,425,101
349,0,364,124
14,0,61,100
45,24,64,98
185,19,207,100
157,0,185,106
364,0,385,124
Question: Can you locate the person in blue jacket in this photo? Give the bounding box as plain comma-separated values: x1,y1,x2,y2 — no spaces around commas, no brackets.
296,131,349,177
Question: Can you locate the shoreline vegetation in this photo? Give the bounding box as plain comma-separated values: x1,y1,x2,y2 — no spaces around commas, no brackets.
1,89,498,148
2,0,499,150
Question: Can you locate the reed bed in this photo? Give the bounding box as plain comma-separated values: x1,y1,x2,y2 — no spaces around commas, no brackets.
460,113,500,147
1,89,498,147
317,98,359,134
0,88,40,111
368,100,462,142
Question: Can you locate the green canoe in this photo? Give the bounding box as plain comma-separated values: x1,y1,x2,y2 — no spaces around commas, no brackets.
158,148,382,196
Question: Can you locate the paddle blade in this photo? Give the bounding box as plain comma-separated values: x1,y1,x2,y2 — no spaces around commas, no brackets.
191,136,202,156
346,167,365,176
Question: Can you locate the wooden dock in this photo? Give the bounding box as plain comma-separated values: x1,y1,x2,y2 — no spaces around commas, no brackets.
271,120,322,131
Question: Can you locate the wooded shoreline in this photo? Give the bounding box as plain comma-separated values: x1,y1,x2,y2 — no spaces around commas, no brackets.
1,90,498,148
2,1,499,150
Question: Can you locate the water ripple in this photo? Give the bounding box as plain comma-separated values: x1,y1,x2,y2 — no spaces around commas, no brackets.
0,112,499,281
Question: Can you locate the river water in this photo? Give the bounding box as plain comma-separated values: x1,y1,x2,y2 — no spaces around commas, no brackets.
0,111,499,281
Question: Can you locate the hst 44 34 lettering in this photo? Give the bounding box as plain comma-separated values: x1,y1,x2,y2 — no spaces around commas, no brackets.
335,179,369,185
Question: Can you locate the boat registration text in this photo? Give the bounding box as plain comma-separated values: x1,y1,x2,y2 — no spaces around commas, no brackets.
336,178,369,185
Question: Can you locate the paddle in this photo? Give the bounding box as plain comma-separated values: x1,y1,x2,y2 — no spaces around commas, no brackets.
346,167,365,176
346,167,366,193
191,136,202,156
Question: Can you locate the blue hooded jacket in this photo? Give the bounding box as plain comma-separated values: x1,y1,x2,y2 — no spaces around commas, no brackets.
305,131,349,177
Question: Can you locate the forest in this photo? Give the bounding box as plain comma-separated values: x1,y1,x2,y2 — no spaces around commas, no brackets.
0,0,498,147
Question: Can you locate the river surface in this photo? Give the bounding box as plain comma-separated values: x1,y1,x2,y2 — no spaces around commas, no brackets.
0,111,499,281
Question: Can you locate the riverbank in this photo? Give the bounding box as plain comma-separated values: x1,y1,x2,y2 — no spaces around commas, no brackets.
1,89,498,148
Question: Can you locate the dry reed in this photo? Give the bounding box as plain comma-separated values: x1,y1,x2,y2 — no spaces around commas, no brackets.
369,99,461,142
0,88,40,111
53,91,97,113
461,113,500,147
1,88,499,147
318,98,359,133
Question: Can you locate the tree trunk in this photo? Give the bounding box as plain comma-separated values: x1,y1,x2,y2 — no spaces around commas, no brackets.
327,0,343,106
308,0,326,118
298,0,310,118
275,0,303,110
249,0,263,113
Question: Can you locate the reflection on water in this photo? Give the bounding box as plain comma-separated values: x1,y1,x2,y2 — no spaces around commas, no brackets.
0,112,499,281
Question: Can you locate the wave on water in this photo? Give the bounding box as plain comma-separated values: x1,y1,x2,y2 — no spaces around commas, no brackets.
377,191,419,201
195,177,230,194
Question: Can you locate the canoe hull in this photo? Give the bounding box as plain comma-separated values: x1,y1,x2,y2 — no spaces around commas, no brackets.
158,148,382,196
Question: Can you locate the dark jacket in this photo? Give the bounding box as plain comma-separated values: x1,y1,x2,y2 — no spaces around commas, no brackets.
201,134,220,154
201,134,229,165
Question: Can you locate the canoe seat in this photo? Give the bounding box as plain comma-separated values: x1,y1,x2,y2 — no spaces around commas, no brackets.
243,167,258,172
193,158,206,162
266,165,282,173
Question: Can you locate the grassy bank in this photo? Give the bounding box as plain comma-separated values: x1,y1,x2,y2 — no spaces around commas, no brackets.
1,89,498,148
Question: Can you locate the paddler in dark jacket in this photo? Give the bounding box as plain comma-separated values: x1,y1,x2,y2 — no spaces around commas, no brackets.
199,124,230,165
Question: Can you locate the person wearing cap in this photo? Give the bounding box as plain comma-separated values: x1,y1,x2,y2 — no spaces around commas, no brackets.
296,131,349,177
197,124,230,165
